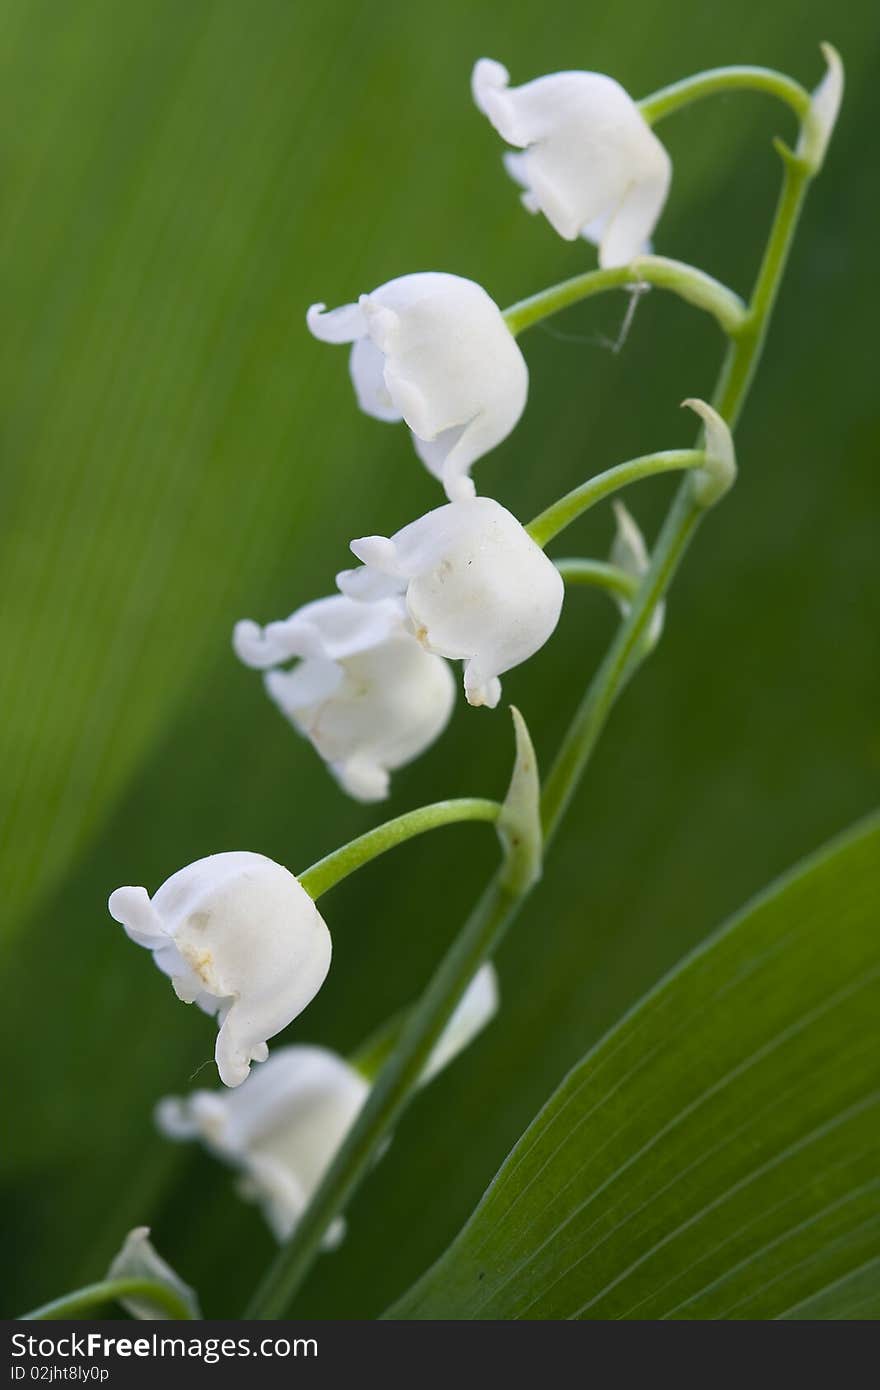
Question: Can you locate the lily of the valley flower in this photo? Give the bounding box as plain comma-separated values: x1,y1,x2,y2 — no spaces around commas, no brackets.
233,594,455,802
156,965,499,1246
337,496,565,709
610,501,664,647
160,1046,367,1247
109,852,332,1088
307,273,529,501
472,58,671,269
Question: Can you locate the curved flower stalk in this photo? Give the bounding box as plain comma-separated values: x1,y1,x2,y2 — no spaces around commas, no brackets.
156,965,499,1247
472,58,671,268
233,594,455,802
338,496,565,708
307,273,528,501
109,853,332,1087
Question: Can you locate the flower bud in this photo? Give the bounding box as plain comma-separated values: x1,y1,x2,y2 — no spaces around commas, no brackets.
107,1228,201,1320
307,272,529,501
797,43,844,172
472,58,671,268
610,501,664,648
338,497,564,708
109,852,332,1087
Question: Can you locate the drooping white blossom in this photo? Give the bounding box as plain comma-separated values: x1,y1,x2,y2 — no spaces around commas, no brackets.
338,496,564,709
233,594,455,802
156,964,499,1246
610,500,664,647
158,1046,368,1247
472,58,671,268
109,852,332,1088
307,273,529,501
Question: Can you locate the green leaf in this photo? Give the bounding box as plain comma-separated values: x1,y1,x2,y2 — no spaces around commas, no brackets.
3,0,878,1322
387,814,880,1319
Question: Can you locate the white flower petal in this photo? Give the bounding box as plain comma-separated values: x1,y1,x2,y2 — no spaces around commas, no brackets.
243,594,455,803
349,336,403,422
273,633,456,802
336,565,407,603
234,594,404,672
306,300,367,343
110,853,332,1087
343,497,564,705
598,173,669,270
157,1046,368,1247
473,60,671,266
265,660,343,713
309,272,528,498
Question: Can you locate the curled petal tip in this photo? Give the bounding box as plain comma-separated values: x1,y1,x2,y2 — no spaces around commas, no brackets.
349,534,399,571
232,619,273,670
472,56,510,107
305,302,327,335
108,885,166,946
334,756,390,803
464,667,502,709
306,299,367,344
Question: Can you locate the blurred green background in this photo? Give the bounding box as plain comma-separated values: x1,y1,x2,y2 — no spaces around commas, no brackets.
1,0,877,1318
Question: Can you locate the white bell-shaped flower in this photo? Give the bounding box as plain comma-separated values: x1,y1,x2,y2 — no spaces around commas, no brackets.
109,852,332,1088
157,964,499,1246
338,497,564,709
610,501,664,647
159,1045,368,1247
472,58,671,268
307,272,529,501
233,594,455,802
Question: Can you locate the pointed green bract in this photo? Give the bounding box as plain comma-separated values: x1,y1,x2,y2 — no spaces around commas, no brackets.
497,708,542,894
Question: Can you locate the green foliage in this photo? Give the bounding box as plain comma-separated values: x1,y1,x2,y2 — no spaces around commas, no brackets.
2,0,877,1318
389,814,880,1318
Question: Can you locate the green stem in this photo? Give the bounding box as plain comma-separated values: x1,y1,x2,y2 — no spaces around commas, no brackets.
712,145,813,428
349,1007,407,1082
556,559,639,603
247,875,520,1318
246,80,832,1320
503,255,746,338
541,488,700,839
527,450,704,549
542,149,815,837
298,799,501,899
20,1278,194,1321
638,65,809,126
